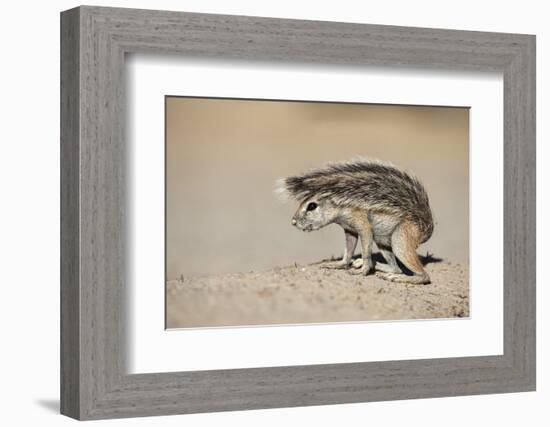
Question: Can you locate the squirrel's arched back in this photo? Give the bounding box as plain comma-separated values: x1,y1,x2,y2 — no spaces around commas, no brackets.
278,158,433,242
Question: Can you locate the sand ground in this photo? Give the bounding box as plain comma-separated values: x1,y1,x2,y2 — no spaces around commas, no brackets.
166,255,469,329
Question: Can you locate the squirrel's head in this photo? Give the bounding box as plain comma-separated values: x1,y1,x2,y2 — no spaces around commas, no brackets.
291,198,339,232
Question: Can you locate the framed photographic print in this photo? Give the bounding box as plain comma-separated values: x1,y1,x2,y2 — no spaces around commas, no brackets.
60,5,536,420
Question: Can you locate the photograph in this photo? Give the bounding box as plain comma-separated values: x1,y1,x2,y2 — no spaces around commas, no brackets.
165,97,470,328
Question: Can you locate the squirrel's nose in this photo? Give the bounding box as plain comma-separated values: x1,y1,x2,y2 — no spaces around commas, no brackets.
291,218,297,226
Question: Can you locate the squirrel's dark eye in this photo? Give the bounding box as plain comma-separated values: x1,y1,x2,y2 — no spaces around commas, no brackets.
306,202,318,212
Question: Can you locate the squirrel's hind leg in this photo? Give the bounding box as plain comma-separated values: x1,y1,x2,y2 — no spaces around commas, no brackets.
376,221,430,285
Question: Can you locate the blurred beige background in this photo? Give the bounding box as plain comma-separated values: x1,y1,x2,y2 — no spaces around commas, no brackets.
166,97,469,280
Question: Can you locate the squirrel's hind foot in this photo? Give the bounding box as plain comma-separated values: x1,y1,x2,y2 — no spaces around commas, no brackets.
376,271,430,285
348,265,375,276
321,260,350,270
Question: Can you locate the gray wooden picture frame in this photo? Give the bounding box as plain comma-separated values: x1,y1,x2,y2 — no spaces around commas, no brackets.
60,5,536,421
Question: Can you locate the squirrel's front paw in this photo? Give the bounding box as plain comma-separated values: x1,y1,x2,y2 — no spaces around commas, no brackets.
351,258,363,269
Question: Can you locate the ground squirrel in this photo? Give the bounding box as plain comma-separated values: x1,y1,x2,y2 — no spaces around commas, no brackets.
278,159,434,284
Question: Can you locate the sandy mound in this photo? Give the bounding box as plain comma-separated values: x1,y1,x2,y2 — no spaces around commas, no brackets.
166,259,469,329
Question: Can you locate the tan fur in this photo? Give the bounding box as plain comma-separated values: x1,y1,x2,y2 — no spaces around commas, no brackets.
376,220,430,284
347,209,375,275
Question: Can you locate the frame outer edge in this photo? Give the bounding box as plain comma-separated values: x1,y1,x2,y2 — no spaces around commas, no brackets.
527,35,536,390
60,6,537,420
519,34,536,389
60,6,81,420
502,34,536,391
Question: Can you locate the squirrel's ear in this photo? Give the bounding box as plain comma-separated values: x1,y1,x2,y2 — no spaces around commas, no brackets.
274,178,290,202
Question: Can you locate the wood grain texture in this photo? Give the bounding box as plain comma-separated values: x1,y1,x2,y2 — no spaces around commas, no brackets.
60,5,536,420
60,7,80,419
